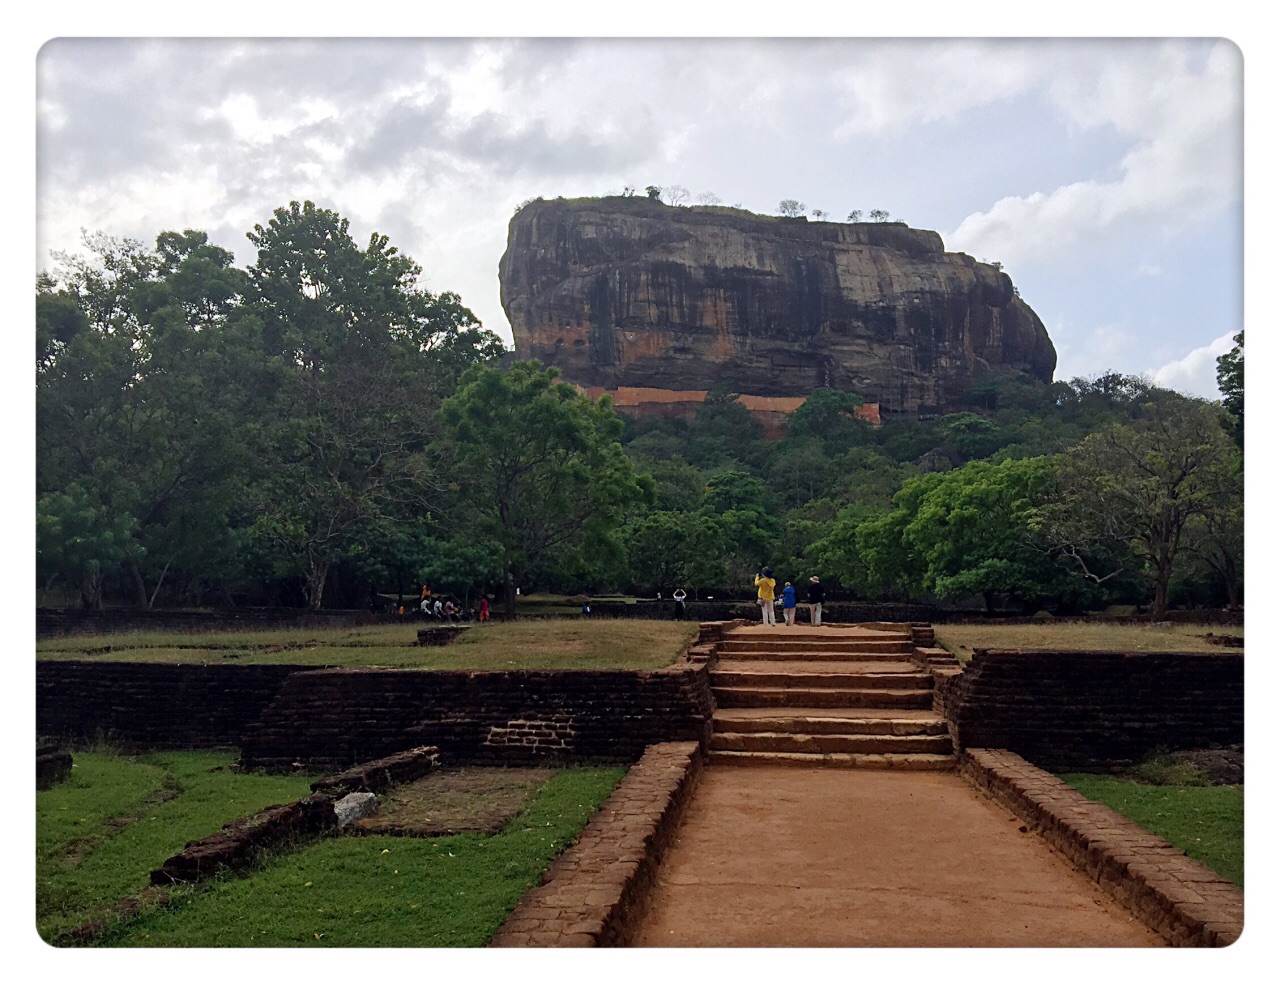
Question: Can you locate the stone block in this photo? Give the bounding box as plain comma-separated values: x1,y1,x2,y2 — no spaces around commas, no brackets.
334,792,377,826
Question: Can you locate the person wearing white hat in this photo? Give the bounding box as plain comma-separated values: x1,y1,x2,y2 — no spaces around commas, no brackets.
807,575,825,626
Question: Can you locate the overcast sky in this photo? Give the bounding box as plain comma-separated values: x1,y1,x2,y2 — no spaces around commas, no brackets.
35,36,1243,400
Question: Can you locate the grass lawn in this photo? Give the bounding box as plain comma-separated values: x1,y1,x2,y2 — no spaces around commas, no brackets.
934,621,1238,664
1058,774,1243,887
37,749,319,943
94,766,626,947
36,618,700,670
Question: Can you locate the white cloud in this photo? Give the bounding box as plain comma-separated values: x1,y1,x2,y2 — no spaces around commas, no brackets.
949,40,1241,267
1053,321,1139,382
1149,332,1237,399
829,40,1042,138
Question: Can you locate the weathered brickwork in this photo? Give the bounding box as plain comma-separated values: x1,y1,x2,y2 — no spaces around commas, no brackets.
36,741,72,790
484,716,577,751
941,649,1243,771
37,606,378,639
36,662,309,749
239,665,714,771
489,741,703,947
961,749,1243,947
152,746,440,885
151,793,339,885
309,746,440,796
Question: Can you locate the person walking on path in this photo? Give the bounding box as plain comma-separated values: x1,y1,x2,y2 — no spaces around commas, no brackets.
478,596,490,622
754,569,777,626
808,576,825,626
781,581,797,625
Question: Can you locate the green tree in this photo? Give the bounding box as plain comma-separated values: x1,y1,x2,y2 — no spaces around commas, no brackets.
440,361,653,616
699,470,781,590
893,457,1074,610
935,412,1003,462
244,201,474,608
778,199,805,218
1216,330,1243,448
688,391,765,467
787,388,869,456
37,484,143,608
624,511,723,594
37,230,259,607
1038,397,1239,619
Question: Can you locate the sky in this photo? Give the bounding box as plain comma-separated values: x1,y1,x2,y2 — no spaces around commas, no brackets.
33,35,1245,400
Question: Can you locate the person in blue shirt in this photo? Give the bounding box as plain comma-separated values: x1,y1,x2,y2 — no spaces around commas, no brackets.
781,581,797,626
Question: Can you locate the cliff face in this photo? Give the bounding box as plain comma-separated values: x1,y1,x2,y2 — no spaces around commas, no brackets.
499,197,1056,415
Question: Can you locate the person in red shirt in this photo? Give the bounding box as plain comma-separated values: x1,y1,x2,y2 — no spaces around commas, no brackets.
478,596,491,621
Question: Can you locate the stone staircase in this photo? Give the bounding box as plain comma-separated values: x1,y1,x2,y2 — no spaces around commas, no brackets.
708,624,956,770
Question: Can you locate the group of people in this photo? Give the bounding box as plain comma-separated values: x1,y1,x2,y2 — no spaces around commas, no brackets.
409,584,492,622
753,568,825,627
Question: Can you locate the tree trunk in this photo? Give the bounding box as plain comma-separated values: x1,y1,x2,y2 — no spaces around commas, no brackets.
126,557,150,609
304,554,329,610
80,568,104,610
504,567,519,618
1151,566,1171,621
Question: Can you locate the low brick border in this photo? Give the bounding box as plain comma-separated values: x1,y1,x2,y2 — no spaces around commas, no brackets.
151,746,439,885
310,746,440,796
960,748,1243,946
37,741,72,790
488,740,704,947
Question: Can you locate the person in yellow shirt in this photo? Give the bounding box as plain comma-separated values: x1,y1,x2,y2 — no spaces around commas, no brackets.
754,568,777,626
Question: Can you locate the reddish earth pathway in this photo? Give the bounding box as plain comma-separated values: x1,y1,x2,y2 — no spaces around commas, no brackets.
630,766,1163,947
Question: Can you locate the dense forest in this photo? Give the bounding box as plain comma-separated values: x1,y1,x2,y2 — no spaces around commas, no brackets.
36,202,1244,618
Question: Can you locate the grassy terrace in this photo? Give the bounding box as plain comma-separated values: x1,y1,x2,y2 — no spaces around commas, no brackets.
98,767,625,947
1060,771,1244,887
36,618,702,671
37,748,625,946
37,749,319,943
933,621,1238,664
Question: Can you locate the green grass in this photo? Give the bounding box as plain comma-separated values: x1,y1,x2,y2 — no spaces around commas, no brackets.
96,766,626,947
1058,774,1243,887
37,749,319,943
935,621,1238,664
37,618,699,670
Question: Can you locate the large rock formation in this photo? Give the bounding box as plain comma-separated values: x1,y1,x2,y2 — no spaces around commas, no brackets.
499,196,1056,417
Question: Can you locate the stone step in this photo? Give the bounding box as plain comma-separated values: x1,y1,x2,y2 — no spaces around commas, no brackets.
710,731,955,755
707,750,957,771
711,686,935,709
719,639,913,655
725,627,911,639
711,666,932,689
716,649,914,663
711,709,948,736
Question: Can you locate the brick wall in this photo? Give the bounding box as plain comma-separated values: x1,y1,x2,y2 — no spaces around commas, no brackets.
37,606,379,639
961,749,1242,946
36,662,309,748
943,649,1244,772
238,664,715,771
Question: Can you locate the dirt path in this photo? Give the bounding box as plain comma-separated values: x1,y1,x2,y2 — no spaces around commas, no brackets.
630,766,1163,947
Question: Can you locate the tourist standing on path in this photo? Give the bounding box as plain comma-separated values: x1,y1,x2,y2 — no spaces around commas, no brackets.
808,576,825,626
782,581,797,625
478,596,490,622
673,588,688,620
443,599,456,622
754,568,777,626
